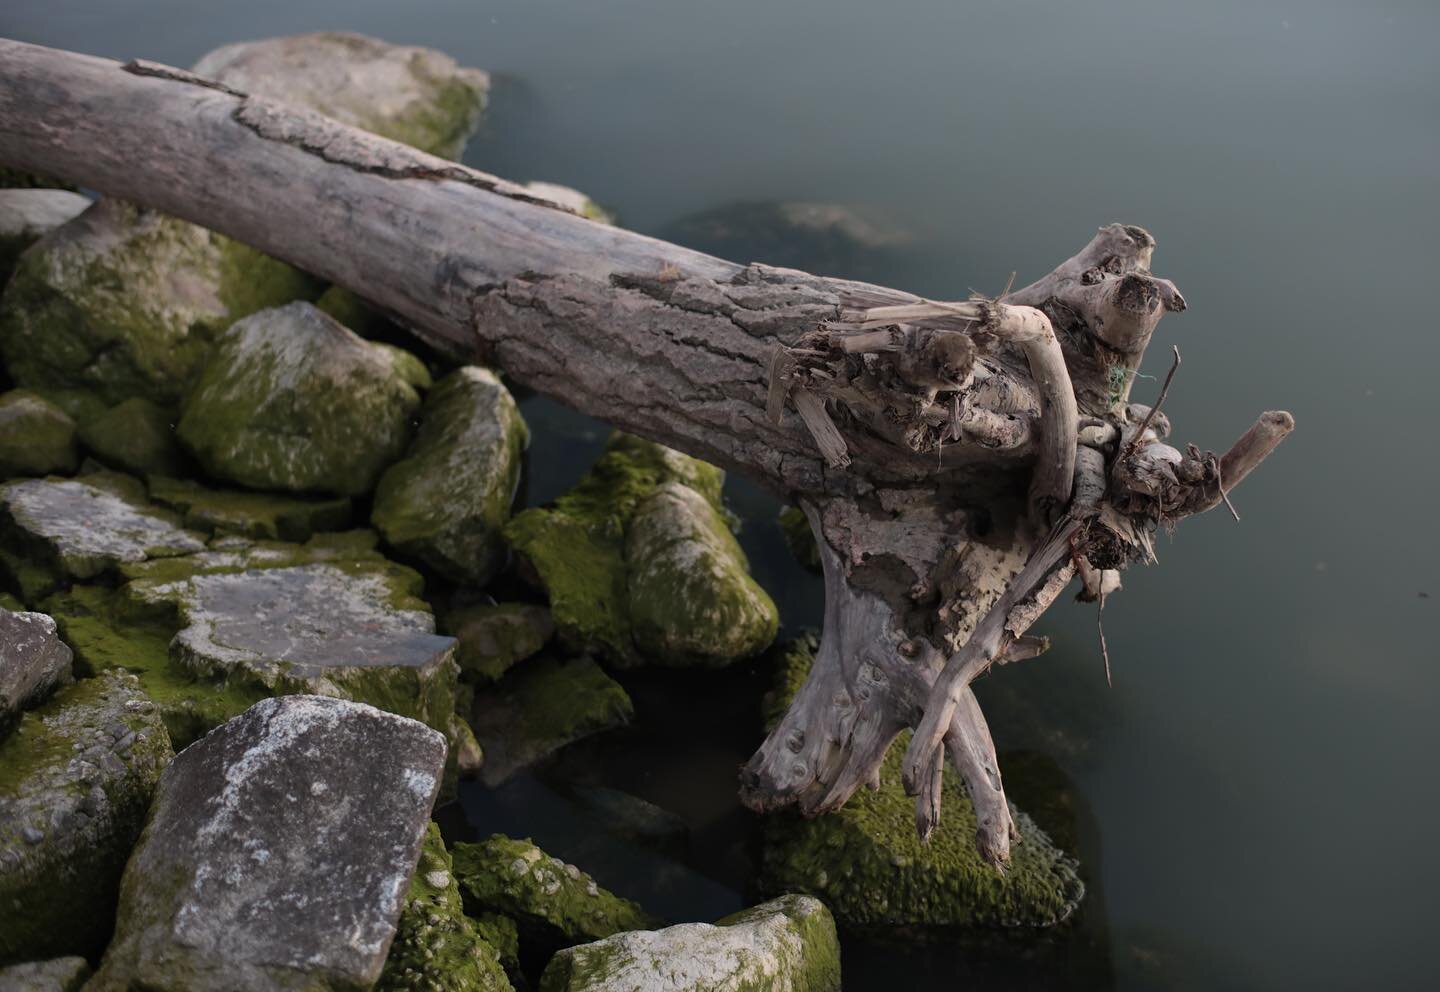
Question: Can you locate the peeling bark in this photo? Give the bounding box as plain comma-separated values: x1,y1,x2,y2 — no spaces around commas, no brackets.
0,39,1295,865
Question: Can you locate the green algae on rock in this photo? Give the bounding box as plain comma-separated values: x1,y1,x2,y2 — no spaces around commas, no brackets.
148,476,351,543
0,670,173,964
468,654,633,786
0,390,77,479
446,602,554,684
177,302,421,495
378,823,514,992
0,189,90,287
756,639,1085,931
373,367,528,585
451,835,657,957
504,434,774,668
539,894,841,992
75,398,185,478
0,198,319,410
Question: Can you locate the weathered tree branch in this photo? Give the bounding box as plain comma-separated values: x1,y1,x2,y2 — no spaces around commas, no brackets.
0,39,1294,865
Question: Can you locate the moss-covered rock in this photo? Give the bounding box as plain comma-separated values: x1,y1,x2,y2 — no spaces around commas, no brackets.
539,894,841,992
451,835,656,958
446,602,554,683
193,32,489,161
0,956,92,991
373,367,528,585
625,481,777,666
0,189,90,288
469,655,632,786
470,912,521,982
176,302,422,495
504,434,773,668
378,823,514,992
0,390,77,479
778,505,822,573
756,639,1084,931
75,398,185,478
148,476,351,542
315,285,397,340
0,670,173,964
0,198,319,410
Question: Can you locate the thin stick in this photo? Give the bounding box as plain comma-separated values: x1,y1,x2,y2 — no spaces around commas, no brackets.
1097,588,1112,687
1120,345,1182,465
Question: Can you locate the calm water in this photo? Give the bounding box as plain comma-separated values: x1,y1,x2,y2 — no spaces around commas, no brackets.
6,1,1438,988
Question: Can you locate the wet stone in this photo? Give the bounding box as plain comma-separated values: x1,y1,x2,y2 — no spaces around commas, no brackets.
89,696,446,992
0,671,173,963
0,391,77,480
0,609,72,735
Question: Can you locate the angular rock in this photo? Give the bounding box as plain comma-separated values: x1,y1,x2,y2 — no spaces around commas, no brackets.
0,476,204,600
373,367,528,584
505,434,773,668
0,391,76,480
0,198,318,411
90,696,447,992
377,823,514,992
446,603,553,684
0,956,91,992
0,671,173,963
193,32,489,161
451,835,656,957
0,609,72,734
148,476,351,542
756,639,1085,930
539,894,841,992
0,189,89,286
469,655,632,786
75,398,185,478
177,302,422,495
625,481,777,666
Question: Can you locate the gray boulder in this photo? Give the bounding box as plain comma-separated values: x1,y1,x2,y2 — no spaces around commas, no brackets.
0,391,77,480
0,609,72,735
0,671,173,963
372,367,528,585
0,956,91,992
0,189,90,286
177,302,422,495
90,696,447,992
539,894,841,992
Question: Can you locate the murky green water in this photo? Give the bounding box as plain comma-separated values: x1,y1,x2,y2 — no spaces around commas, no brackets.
6,1,1437,987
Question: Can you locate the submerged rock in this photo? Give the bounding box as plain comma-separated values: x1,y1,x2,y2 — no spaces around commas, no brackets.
75,398,185,478
451,835,656,957
0,671,173,963
0,609,72,734
193,32,489,161
0,391,76,480
505,434,776,667
0,198,318,411
469,655,632,786
148,476,351,542
756,639,1085,931
0,189,89,286
90,696,446,992
373,367,528,585
177,302,422,495
0,956,91,992
377,823,514,992
446,602,554,683
539,894,841,992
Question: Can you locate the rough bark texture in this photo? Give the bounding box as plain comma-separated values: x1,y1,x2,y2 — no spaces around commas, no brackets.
0,39,1294,865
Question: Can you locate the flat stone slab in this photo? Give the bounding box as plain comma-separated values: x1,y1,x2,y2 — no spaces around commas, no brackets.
539,894,841,992
0,608,72,733
148,476,352,542
91,695,447,992
0,670,173,962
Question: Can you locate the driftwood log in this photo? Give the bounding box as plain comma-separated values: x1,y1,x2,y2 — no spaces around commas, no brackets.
0,39,1293,867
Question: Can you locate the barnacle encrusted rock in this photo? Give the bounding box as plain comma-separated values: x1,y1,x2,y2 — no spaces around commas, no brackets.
75,398,185,478
0,391,76,480
372,367,528,585
148,476,352,542
0,188,90,285
377,823,514,992
468,655,632,786
89,696,447,992
504,434,776,668
177,302,422,495
538,894,841,992
451,835,656,958
755,639,1085,931
0,671,173,964
445,602,554,684
0,608,72,734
